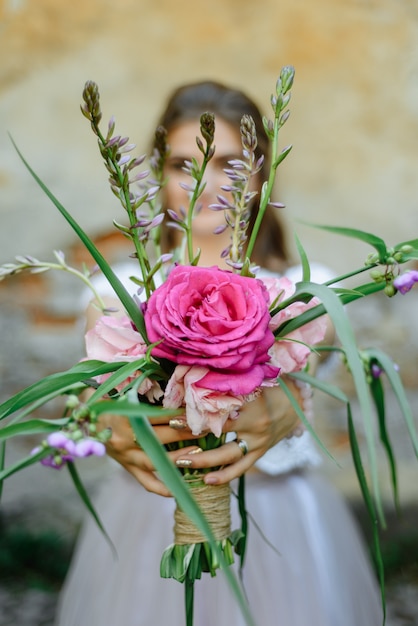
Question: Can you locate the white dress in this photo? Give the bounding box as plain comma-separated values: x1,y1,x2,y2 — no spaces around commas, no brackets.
55,263,383,626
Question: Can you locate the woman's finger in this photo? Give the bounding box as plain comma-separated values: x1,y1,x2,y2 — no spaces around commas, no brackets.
124,464,173,497
174,439,251,470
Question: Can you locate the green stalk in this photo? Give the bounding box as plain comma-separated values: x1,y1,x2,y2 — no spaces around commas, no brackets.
185,579,195,626
246,114,281,261
185,150,212,265
92,123,153,297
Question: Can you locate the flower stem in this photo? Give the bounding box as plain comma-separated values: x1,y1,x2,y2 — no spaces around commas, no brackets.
246,67,294,261
185,579,195,626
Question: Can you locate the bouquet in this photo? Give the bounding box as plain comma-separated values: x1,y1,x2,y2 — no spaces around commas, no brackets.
1,66,418,626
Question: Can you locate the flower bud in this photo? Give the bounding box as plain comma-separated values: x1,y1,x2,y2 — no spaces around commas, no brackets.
279,66,295,94
370,269,383,281
400,244,413,254
200,112,215,147
66,394,80,409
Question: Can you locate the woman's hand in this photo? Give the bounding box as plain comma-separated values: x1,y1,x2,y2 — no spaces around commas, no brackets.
98,411,204,497
175,382,302,486
99,381,302,495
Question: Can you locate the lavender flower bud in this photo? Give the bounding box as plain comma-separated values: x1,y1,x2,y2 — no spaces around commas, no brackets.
268,201,286,209
167,209,182,223
81,80,102,124
279,65,295,93
200,112,215,147
152,126,169,174
213,224,228,234
240,115,257,152
106,116,116,140
159,253,174,264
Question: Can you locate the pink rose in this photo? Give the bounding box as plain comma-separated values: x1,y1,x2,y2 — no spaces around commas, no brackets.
144,265,279,395
261,276,327,373
163,365,254,436
85,315,163,401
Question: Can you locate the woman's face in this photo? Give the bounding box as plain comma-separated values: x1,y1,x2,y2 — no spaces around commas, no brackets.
163,117,244,237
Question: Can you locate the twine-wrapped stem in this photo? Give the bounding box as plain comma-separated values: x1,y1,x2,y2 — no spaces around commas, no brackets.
174,483,231,545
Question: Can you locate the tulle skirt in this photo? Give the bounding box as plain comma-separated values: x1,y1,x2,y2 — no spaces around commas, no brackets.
55,467,383,626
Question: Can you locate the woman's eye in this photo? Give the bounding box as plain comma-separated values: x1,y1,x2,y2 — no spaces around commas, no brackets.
167,158,188,172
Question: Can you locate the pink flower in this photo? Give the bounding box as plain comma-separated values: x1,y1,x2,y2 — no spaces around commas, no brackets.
261,276,327,373
163,365,253,436
85,315,163,401
144,265,279,395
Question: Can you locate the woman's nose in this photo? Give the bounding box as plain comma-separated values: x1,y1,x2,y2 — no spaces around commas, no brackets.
201,166,220,197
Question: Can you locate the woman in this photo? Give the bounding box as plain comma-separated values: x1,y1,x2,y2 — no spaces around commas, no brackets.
55,81,382,625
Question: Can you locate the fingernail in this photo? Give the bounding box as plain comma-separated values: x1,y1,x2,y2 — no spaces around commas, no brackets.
169,419,187,430
204,476,218,485
176,459,192,467
188,447,203,455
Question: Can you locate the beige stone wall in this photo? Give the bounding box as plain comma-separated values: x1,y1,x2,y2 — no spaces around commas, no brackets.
1,0,418,265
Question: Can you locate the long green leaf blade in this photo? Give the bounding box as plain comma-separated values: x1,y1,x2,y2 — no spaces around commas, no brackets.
0,361,128,420
10,136,147,339
347,406,386,618
286,282,383,520
369,375,399,511
366,349,418,456
299,222,388,260
66,462,116,556
95,403,254,625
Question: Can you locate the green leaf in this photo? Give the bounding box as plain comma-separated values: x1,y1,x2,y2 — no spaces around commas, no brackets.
0,361,129,420
279,375,336,463
394,238,418,251
347,406,386,617
283,282,384,521
10,136,147,341
289,369,349,404
237,474,248,574
66,462,116,556
0,418,68,441
365,348,418,457
369,375,399,511
0,447,51,481
0,441,5,499
293,232,311,282
299,222,388,262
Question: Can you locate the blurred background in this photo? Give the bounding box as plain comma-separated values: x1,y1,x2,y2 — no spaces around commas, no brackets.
0,0,417,624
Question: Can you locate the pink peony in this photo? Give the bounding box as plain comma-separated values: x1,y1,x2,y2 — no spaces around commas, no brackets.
163,365,254,436
261,276,327,373
144,265,279,395
85,315,163,401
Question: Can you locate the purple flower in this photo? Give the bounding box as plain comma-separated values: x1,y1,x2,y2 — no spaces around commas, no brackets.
74,439,106,458
393,270,418,294
47,432,77,455
40,455,70,470
371,363,383,379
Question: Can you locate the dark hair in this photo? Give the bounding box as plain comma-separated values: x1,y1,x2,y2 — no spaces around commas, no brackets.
155,80,289,271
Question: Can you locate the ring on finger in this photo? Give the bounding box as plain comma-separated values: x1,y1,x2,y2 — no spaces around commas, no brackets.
169,419,187,430
236,438,249,457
